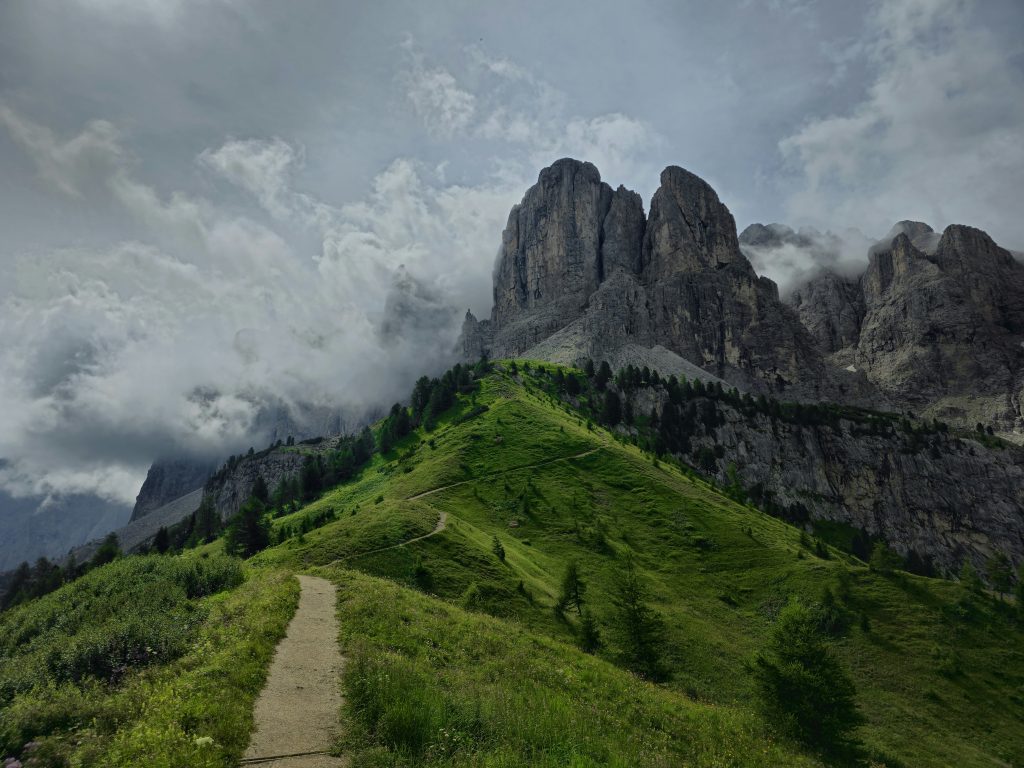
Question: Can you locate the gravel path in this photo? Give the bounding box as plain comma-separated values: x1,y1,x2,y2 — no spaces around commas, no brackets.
241,575,346,767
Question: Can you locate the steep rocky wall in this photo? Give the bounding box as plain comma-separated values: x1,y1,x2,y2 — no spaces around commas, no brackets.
131,458,216,521
789,223,1024,434
465,158,872,404
629,386,1024,574
201,439,344,520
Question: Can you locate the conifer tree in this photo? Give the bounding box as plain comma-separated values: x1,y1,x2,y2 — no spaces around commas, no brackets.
611,554,666,680
752,601,863,757
557,561,587,616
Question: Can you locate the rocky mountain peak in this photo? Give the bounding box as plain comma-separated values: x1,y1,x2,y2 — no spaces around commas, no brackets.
642,165,746,278
935,224,1016,274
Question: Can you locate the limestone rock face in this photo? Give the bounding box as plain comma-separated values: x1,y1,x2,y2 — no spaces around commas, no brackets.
467,158,869,403
601,186,646,277
641,165,745,278
636,388,1024,575
459,309,491,361
491,159,611,341
790,273,863,354
788,222,1024,433
131,458,215,521
204,448,311,520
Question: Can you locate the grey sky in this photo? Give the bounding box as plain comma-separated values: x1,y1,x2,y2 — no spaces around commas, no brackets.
1,0,1023,509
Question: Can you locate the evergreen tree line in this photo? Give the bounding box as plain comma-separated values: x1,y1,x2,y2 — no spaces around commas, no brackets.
1,532,122,611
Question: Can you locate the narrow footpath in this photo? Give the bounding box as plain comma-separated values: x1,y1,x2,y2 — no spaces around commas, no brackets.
241,575,346,767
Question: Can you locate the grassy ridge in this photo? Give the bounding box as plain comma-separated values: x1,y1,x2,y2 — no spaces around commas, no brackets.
297,365,1023,767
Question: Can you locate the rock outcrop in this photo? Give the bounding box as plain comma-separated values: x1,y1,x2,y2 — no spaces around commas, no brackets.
131,458,216,521
788,222,1024,434
462,159,871,402
622,383,1024,574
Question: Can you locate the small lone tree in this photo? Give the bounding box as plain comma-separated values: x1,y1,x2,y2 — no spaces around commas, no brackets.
225,498,271,558
578,609,602,653
91,532,121,568
959,559,984,595
611,554,666,680
557,561,587,616
153,526,171,554
986,551,1014,600
491,535,506,562
752,600,864,757
868,542,902,574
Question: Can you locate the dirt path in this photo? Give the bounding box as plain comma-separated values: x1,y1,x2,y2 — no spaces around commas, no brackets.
241,575,346,767
406,446,601,502
337,446,601,564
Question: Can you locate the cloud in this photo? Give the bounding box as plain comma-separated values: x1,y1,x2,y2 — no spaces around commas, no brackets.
779,0,1024,247
0,106,126,197
0,108,521,505
0,42,662,510
198,137,304,220
399,42,477,138
399,41,659,196
739,224,875,296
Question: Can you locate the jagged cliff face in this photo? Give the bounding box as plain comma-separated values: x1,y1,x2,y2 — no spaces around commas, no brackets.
629,385,1024,574
465,159,866,401
204,449,310,520
131,458,216,521
788,222,1024,434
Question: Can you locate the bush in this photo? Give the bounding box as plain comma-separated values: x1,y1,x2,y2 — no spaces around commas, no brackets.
0,554,243,736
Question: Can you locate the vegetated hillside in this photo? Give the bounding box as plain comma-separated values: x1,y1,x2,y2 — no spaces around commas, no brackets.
258,363,1023,768
2,362,1022,767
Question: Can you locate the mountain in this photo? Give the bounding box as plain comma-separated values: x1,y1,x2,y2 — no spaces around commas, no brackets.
461,159,873,403
4,362,1021,767
786,221,1024,435
0,490,130,572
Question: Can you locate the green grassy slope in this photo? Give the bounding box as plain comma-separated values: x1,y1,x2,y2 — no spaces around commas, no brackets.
3,362,1021,766
257,364,1022,767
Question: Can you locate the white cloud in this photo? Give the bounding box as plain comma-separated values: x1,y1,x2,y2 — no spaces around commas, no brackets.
399,43,477,138
780,0,1024,247
0,108,522,503
0,105,126,197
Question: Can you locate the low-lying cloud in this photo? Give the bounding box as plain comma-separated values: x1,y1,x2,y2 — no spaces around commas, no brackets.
0,42,658,511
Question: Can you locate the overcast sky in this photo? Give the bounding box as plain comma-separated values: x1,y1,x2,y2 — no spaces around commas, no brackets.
1,0,1023,507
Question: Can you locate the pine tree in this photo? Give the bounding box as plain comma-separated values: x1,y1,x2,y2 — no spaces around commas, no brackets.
752,600,864,757
986,551,1013,600
153,526,171,554
225,498,271,557
491,535,506,562
557,561,587,616
251,475,270,505
868,542,901,574
195,497,222,543
91,533,121,568
601,390,622,426
959,559,984,595
611,555,666,680
578,609,602,653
